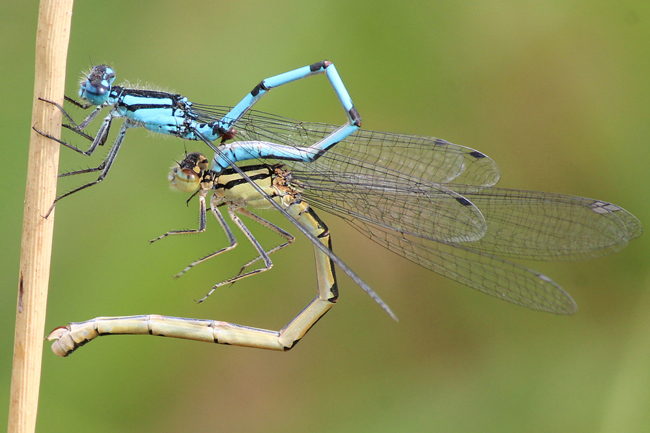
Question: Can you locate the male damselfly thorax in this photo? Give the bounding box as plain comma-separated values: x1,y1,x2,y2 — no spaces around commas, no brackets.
36,60,353,218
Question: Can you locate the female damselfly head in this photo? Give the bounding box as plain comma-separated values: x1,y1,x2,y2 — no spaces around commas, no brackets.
78,65,115,105
168,152,211,193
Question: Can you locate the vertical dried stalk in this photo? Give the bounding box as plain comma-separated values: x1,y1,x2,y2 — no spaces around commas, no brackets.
8,1,74,432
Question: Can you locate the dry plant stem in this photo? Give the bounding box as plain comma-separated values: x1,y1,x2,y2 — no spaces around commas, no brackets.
8,1,74,432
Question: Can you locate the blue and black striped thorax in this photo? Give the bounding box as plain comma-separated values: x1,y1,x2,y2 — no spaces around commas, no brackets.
78,64,229,140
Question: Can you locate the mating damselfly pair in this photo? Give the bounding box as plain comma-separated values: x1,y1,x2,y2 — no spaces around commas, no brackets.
40,61,642,356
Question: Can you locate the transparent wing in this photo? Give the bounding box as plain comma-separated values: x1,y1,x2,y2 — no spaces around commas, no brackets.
191,105,501,188
456,188,643,260
287,150,641,260
191,105,642,314
288,161,488,243
347,218,579,314
286,154,641,314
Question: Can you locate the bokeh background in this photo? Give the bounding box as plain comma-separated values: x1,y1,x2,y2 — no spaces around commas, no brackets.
2,1,650,432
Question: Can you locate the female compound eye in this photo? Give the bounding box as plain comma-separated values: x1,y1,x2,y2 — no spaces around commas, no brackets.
169,167,200,193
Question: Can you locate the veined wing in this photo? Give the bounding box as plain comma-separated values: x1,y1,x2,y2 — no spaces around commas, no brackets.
290,153,641,262
191,105,500,188
288,156,488,243
190,107,641,314
282,153,640,313
280,140,641,261
346,217,579,314
454,187,643,260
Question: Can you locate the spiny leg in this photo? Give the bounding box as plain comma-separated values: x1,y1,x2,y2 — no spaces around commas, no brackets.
32,110,111,176
32,116,107,156
163,199,239,279
153,153,293,287
43,121,131,217
34,97,128,216
194,206,275,303
202,131,398,320
34,97,107,154
231,207,295,278
163,199,292,290
47,200,339,356
41,96,102,128
57,162,106,178
149,189,210,243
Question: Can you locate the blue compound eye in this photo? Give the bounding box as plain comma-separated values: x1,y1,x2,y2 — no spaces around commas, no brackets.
82,79,109,105
79,65,115,105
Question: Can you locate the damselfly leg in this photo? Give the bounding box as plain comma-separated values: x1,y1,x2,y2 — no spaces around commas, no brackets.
48,156,338,356
46,144,643,356
150,153,295,299
44,62,643,357
35,62,359,217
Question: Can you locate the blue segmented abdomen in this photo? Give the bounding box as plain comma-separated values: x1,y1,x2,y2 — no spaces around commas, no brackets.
210,142,322,171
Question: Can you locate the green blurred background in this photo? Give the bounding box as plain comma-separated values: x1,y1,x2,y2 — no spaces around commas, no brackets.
2,1,650,432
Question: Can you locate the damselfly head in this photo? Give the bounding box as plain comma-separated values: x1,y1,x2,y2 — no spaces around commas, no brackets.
168,152,210,193
78,65,115,106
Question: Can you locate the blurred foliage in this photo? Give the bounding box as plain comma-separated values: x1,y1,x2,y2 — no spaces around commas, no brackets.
2,1,650,432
